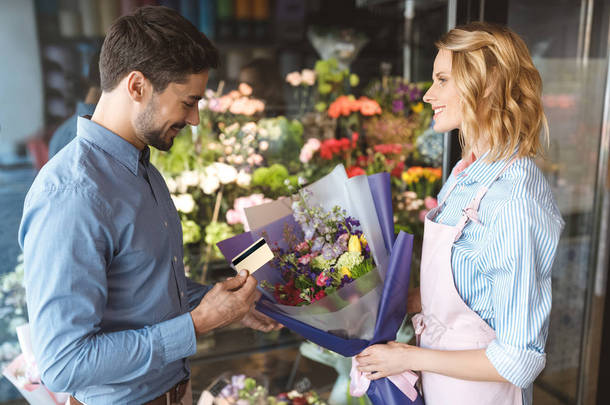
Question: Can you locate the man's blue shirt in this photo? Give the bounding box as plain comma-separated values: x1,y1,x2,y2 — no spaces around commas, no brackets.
48,102,96,159
19,117,210,404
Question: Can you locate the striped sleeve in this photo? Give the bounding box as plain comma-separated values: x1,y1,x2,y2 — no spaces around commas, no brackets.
478,197,563,388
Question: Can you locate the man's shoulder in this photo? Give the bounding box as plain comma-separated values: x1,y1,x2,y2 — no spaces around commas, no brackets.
48,114,79,158
27,139,111,209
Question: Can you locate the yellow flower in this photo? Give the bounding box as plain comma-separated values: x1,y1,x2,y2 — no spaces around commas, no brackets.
348,235,361,253
411,102,424,113
340,267,352,278
359,234,368,247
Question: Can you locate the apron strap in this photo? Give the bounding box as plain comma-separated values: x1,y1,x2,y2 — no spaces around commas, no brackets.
453,156,518,242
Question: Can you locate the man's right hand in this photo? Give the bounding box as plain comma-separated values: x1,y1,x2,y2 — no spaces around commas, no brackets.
190,270,258,336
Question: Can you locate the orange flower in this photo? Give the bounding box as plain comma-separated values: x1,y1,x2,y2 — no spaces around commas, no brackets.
358,96,382,116
328,95,355,118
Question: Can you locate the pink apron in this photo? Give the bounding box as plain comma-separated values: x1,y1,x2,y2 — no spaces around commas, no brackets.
412,159,522,405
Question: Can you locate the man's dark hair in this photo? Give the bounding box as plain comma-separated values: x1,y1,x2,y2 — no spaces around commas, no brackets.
99,6,219,92
88,49,101,88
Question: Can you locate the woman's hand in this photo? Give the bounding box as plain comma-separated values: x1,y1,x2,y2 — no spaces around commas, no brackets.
355,341,420,380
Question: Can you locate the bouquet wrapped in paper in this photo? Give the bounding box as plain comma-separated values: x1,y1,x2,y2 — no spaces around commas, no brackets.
218,165,423,405
2,324,69,405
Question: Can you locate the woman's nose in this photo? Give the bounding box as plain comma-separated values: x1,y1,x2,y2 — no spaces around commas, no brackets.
423,86,434,104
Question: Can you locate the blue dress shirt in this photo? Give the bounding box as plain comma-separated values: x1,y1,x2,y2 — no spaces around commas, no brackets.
48,102,97,159
434,153,564,405
19,117,211,404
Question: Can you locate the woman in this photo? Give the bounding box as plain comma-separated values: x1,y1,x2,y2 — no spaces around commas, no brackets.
356,22,564,405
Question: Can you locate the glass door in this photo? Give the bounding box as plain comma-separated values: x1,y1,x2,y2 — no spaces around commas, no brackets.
493,1,609,403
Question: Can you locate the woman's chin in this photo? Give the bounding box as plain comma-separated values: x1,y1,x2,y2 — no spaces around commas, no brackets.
432,122,457,133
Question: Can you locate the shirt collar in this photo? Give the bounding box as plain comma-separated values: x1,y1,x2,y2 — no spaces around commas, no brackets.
456,149,517,188
76,102,96,117
76,116,142,176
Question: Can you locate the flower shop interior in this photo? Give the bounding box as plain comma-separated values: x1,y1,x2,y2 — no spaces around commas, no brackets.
2,0,610,404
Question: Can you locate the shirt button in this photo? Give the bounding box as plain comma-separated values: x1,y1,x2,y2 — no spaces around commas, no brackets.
164,221,168,227
180,291,184,298
173,256,178,262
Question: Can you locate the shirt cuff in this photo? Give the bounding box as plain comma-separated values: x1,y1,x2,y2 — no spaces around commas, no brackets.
156,313,197,365
486,339,546,388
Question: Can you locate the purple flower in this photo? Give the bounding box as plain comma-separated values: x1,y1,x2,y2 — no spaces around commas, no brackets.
392,99,405,113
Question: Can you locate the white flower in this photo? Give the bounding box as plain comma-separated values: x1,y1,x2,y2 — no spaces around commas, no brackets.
242,121,257,135
198,99,208,110
213,162,238,184
301,69,316,86
171,194,196,213
233,155,244,165
236,170,252,187
224,146,234,155
286,71,302,86
180,170,200,187
259,141,269,151
243,134,255,145
200,173,220,195
164,177,178,193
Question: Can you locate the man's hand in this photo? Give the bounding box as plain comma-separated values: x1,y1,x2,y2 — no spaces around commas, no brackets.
190,270,258,336
240,296,283,332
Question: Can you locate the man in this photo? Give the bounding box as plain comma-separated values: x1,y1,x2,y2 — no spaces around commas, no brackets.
48,50,101,159
19,6,278,405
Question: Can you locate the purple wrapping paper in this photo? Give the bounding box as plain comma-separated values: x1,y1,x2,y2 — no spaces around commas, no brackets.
217,173,424,404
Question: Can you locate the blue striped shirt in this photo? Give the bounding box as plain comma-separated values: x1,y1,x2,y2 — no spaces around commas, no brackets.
434,152,564,404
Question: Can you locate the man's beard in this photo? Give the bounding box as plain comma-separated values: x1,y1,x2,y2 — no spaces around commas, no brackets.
134,95,184,151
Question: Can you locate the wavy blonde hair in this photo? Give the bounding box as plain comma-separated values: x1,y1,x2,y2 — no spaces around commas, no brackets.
436,22,549,161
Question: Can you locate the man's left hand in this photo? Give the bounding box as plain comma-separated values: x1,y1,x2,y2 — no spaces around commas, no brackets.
240,301,283,332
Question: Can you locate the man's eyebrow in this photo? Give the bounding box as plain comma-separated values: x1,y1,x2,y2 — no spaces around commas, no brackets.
434,71,449,77
187,95,202,101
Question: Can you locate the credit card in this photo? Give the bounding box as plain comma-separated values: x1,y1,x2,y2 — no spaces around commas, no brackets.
231,237,274,274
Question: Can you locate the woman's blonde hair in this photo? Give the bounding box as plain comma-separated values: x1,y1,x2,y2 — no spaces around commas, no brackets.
436,22,548,161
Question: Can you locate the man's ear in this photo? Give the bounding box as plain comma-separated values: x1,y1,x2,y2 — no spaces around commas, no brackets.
125,71,149,102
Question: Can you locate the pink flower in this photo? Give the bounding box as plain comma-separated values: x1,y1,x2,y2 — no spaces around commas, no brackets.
218,96,232,113
238,82,253,96
226,209,242,225
227,194,272,230
299,138,321,163
419,210,429,223
337,233,350,249
296,241,309,252
286,71,302,86
424,196,438,210
316,273,330,287
299,148,313,163
228,90,241,100
301,69,316,86
298,254,313,265
247,154,264,166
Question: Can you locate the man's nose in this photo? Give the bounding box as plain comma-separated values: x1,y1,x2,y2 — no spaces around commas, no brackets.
186,106,200,126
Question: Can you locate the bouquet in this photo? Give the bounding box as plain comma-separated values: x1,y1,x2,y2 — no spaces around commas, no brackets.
218,165,423,404
2,324,69,405
260,188,375,307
